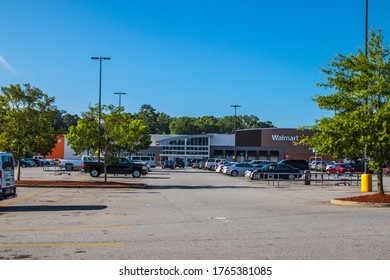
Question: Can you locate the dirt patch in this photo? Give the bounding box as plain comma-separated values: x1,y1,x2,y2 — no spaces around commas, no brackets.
15,180,145,188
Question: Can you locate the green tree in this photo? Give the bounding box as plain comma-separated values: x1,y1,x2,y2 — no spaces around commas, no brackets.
51,107,80,134
299,30,390,194
194,116,219,133
136,104,158,133
0,84,57,180
241,115,275,129
169,117,200,134
67,105,151,182
156,112,171,134
67,106,99,155
115,118,152,156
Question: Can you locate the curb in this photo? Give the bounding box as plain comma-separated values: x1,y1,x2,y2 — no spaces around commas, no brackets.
15,183,147,189
330,199,390,207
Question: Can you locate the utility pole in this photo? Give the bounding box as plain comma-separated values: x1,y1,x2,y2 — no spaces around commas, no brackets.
91,56,111,162
231,104,241,161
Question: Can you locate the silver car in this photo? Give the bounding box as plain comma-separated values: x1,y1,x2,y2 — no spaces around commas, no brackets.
222,163,255,177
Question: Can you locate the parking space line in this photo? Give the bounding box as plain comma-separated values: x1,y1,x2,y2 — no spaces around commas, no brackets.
0,188,55,206
0,243,125,247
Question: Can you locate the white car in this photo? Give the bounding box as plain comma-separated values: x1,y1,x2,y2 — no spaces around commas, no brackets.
222,163,255,177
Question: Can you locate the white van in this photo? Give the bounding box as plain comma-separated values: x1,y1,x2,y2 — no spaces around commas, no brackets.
0,152,16,200
130,155,156,167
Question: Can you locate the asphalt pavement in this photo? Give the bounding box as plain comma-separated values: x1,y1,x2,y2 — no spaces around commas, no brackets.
1,167,389,260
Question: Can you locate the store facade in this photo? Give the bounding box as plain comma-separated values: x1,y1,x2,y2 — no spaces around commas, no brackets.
133,128,323,165
234,128,316,162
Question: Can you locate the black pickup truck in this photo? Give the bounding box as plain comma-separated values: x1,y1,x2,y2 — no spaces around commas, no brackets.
82,157,148,178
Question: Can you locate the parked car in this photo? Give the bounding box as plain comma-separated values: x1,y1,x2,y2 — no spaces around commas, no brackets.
205,158,226,170
162,159,176,169
216,162,233,173
249,160,271,165
310,161,329,172
278,159,309,171
82,157,148,178
191,159,203,168
174,158,185,168
28,158,43,166
222,163,255,177
0,152,16,201
132,160,151,171
245,162,274,177
249,163,302,180
18,158,36,167
326,163,355,174
58,155,93,171
316,161,330,172
213,159,228,171
32,155,55,166
198,161,206,169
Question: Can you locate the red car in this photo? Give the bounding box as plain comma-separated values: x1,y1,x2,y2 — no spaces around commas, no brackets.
326,163,354,174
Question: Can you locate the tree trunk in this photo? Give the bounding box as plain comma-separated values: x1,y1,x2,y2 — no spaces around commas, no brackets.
104,163,107,183
17,162,21,181
377,168,385,194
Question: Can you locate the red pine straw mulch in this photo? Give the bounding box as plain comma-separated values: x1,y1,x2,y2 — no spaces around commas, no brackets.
336,193,390,203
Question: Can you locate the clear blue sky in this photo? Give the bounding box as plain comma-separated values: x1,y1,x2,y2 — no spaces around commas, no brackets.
1,0,389,128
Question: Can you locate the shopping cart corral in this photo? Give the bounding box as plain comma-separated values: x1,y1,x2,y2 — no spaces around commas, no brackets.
307,172,361,186
42,164,71,176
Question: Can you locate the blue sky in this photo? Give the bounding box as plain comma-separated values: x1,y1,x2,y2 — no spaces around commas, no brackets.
1,0,389,128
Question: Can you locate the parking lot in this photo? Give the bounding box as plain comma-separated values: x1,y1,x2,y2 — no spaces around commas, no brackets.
1,167,390,259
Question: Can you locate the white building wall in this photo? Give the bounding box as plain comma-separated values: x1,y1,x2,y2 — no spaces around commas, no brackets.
63,136,82,159
209,134,234,146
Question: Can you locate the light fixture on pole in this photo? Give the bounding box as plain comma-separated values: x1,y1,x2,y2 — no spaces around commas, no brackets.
231,104,241,161
91,56,111,162
114,92,126,108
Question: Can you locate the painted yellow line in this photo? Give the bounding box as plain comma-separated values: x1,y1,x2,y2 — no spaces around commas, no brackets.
0,188,55,206
0,243,125,247
0,225,130,231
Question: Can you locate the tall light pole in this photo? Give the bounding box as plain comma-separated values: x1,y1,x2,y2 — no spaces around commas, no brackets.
91,56,111,162
365,0,369,56
114,92,126,108
231,104,241,161
364,0,368,173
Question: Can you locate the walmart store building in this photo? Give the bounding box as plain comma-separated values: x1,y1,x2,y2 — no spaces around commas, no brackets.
136,128,316,164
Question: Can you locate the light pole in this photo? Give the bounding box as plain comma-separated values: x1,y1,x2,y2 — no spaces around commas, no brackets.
114,92,126,108
231,104,241,161
364,0,368,173
91,56,111,162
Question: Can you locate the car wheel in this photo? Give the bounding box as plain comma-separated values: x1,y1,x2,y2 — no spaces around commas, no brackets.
21,163,27,168
231,170,238,177
90,169,100,177
253,173,261,180
65,164,73,171
288,174,295,180
132,170,141,178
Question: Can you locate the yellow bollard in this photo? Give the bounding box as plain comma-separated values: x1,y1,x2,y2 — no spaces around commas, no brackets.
361,174,372,192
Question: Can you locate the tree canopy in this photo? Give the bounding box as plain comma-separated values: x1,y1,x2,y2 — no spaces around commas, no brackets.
0,84,57,180
299,30,390,194
66,105,151,181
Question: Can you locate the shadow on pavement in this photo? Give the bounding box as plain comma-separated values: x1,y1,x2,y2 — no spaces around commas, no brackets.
0,205,107,212
138,185,256,190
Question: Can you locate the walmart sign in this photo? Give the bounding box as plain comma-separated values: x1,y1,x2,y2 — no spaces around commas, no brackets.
271,135,299,142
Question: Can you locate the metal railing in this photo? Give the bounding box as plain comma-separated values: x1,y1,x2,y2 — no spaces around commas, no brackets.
251,171,361,187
